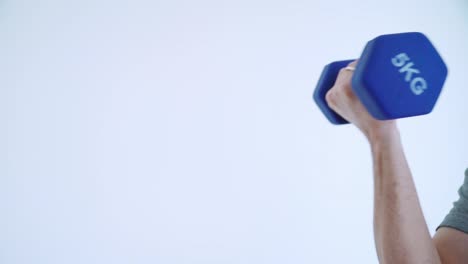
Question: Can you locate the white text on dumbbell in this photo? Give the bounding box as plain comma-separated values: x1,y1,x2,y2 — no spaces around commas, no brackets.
391,53,427,95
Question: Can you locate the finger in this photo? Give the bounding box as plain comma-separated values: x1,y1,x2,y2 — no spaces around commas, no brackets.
334,67,353,87
326,60,360,109
348,60,358,68
334,59,359,88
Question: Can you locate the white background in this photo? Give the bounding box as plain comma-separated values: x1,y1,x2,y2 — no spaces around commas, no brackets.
2,0,468,263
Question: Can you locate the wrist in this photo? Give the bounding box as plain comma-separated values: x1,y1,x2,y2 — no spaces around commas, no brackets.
365,121,400,147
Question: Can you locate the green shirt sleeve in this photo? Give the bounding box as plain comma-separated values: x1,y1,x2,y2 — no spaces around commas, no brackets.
437,168,468,234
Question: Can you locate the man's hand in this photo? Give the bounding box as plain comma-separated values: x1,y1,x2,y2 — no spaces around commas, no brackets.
325,60,397,143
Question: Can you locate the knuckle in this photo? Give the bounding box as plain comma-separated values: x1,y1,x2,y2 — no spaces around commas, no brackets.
348,60,358,67
325,89,336,105
338,68,347,75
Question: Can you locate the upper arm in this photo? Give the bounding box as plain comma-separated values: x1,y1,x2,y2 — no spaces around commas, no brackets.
434,227,468,264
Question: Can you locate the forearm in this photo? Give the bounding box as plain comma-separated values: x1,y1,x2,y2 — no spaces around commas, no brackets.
369,127,440,264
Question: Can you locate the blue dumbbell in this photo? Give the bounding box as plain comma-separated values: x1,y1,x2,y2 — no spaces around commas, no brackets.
313,32,448,125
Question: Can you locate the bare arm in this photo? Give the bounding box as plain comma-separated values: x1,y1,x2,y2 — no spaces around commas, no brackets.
369,127,440,263
434,227,468,263
325,61,443,263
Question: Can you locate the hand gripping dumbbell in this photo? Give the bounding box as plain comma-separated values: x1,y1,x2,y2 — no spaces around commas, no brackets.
313,32,448,125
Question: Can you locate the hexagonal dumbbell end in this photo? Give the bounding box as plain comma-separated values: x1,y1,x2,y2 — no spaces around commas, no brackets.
352,32,448,120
